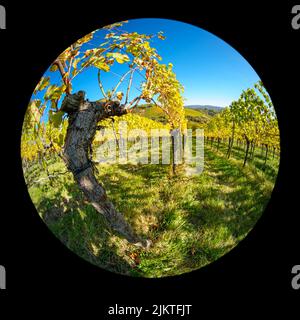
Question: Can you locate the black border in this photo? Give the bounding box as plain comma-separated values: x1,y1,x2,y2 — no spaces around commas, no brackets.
0,0,299,310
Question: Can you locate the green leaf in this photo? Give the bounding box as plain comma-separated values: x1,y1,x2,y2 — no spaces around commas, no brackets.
72,58,81,70
34,77,50,94
103,21,128,30
92,59,110,72
27,99,42,123
50,100,58,110
116,92,124,100
50,64,58,72
158,34,166,40
49,110,64,128
58,133,64,147
106,52,130,64
76,32,94,45
44,84,66,101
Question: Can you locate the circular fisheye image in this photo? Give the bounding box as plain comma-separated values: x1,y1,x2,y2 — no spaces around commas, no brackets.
21,19,280,277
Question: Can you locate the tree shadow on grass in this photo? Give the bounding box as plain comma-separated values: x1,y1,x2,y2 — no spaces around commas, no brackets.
99,165,154,203
28,145,278,277
178,148,274,271
211,142,279,182
35,180,140,276
98,163,172,234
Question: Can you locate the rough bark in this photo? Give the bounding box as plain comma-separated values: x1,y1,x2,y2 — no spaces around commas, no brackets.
61,92,149,248
250,141,256,160
170,132,178,176
227,121,235,159
226,137,231,157
260,144,264,157
217,137,220,151
243,137,250,167
263,144,269,170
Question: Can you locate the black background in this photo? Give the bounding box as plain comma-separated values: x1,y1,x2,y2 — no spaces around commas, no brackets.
0,0,299,314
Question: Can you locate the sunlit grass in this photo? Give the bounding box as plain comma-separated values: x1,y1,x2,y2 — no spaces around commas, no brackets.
25,140,279,277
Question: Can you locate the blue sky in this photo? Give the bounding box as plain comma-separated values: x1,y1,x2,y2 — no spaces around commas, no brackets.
42,18,260,108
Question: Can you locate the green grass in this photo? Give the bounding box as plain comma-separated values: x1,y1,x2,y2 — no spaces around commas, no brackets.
25,140,279,278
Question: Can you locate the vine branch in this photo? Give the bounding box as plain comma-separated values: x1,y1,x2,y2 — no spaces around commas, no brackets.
97,70,107,98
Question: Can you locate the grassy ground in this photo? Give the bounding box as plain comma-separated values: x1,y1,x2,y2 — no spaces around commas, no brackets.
25,140,279,277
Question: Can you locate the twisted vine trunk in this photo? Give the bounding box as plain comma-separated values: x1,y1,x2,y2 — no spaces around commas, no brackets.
263,144,269,170
227,121,235,159
243,136,251,167
61,92,148,248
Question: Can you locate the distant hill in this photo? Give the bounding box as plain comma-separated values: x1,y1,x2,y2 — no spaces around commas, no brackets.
133,104,212,129
133,104,168,124
185,105,223,116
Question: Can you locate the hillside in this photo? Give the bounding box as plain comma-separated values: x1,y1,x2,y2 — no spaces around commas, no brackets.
132,105,169,124
185,105,223,116
133,104,212,129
